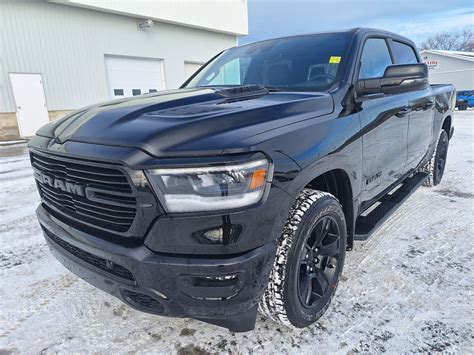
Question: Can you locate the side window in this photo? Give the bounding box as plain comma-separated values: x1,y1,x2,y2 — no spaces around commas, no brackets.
359,38,393,79
392,41,418,64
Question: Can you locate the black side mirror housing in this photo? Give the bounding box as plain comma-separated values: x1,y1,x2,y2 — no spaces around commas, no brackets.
357,63,429,96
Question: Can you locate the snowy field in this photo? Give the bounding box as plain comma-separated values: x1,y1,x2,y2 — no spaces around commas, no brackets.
1,111,473,354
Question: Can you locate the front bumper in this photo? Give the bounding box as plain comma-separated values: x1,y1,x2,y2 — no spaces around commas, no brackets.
38,205,276,332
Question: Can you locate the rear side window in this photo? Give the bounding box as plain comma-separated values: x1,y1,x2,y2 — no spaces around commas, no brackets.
359,38,393,79
392,41,418,64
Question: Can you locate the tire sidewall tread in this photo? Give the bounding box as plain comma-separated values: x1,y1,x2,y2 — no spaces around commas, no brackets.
259,189,347,328
420,130,449,187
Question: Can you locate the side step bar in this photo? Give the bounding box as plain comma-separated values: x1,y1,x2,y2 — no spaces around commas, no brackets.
354,172,428,241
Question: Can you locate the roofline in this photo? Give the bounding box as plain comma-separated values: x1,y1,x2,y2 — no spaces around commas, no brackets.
239,28,359,46
239,27,417,47
420,49,474,62
49,0,248,36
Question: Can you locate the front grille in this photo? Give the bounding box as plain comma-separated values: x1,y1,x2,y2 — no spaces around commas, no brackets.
123,290,164,312
30,151,137,233
43,226,135,282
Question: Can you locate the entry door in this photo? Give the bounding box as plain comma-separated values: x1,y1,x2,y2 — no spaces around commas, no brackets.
359,95,409,204
105,56,166,99
9,73,50,138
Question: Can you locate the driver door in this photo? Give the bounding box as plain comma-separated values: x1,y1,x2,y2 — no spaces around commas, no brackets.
357,38,409,207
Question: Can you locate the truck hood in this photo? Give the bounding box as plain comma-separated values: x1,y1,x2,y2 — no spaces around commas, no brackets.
38,87,333,157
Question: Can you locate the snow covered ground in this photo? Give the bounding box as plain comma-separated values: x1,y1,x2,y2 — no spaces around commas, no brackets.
1,111,473,354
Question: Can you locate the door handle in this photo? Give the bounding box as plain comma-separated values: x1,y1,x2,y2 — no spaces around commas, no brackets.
396,107,411,117
425,99,435,109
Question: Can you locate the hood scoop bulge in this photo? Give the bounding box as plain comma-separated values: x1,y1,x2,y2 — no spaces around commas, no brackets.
215,85,269,101
145,85,270,119
146,102,242,119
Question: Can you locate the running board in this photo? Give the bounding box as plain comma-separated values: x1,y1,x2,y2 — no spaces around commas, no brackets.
354,172,428,241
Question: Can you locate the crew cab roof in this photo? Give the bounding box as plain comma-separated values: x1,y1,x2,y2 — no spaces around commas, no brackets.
243,28,417,48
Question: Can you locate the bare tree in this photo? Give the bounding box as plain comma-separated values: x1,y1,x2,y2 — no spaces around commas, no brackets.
458,29,474,52
420,28,474,51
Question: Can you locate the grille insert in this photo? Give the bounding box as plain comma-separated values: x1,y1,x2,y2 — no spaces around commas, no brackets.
43,226,135,282
31,151,137,233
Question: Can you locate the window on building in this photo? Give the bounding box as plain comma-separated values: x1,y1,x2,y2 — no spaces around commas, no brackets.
132,89,141,96
391,41,418,64
149,89,157,93
359,38,393,79
113,89,124,96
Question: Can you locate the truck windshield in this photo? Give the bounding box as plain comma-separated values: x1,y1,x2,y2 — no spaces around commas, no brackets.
185,33,351,92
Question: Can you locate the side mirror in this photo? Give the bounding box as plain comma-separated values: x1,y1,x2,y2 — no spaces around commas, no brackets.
357,63,429,96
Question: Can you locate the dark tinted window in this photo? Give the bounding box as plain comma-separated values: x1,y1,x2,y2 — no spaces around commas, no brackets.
132,89,141,96
149,89,157,93
186,33,351,91
359,38,393,79
113,89,124,96
392,41,418,64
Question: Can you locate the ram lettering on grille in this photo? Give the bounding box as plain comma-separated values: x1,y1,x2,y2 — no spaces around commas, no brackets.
34,170,85,196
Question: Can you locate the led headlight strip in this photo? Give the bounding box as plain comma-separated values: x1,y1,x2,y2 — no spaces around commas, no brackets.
146,159,270,213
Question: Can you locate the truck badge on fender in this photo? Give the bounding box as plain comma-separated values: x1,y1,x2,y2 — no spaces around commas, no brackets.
366,172,382,185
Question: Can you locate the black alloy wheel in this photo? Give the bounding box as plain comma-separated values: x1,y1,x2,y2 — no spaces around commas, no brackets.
297,216,341,308
434,131,449,184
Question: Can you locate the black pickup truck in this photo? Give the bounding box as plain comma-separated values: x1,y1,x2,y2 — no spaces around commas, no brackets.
29,28,455,332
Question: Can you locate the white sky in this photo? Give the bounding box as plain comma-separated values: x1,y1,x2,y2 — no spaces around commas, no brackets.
240,1,474,45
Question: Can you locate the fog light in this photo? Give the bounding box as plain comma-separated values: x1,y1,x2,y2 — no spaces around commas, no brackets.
203,228,223,243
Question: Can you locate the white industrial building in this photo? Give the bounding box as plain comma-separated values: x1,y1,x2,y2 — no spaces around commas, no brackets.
420,50,474,92
0,0,248,140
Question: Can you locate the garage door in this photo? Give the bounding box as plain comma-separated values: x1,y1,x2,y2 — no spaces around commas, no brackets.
105,56,166,99
184,62,204,80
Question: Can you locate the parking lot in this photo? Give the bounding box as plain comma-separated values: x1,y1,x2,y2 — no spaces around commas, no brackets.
0,111,473,354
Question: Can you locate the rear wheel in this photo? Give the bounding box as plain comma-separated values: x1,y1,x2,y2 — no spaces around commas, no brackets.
420,130,449,187
459,101,468,111
259,189,346,328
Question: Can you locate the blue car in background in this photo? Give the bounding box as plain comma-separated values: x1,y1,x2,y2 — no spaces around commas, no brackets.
456,90,474,110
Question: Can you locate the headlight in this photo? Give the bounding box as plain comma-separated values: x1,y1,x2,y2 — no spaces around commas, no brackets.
145,159,271,213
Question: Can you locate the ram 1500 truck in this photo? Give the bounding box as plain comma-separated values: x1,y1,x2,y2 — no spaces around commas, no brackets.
29,28,455,332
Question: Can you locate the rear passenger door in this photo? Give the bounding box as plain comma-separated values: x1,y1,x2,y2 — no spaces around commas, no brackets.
390,40,435,169
358,38,409,206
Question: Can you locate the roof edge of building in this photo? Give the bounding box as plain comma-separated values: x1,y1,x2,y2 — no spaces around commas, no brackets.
49,0,248,36
420,49,474,62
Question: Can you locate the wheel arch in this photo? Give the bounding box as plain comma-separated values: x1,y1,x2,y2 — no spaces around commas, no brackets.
304,169,355,250
442,115,452,136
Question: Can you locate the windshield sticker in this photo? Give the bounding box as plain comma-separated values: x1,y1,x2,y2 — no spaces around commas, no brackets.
329,56,341,64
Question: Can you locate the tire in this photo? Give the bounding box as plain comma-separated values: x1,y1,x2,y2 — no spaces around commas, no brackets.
420,130,449,187
460,102,468,111
259,189,347,328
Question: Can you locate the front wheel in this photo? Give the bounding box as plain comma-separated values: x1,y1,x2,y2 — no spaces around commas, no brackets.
259,189,346,328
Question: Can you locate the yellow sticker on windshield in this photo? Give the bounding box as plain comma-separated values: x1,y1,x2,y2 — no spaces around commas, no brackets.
329,56,341,64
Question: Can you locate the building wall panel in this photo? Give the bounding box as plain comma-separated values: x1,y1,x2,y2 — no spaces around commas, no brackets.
421,52,474,91
0,0,236,113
